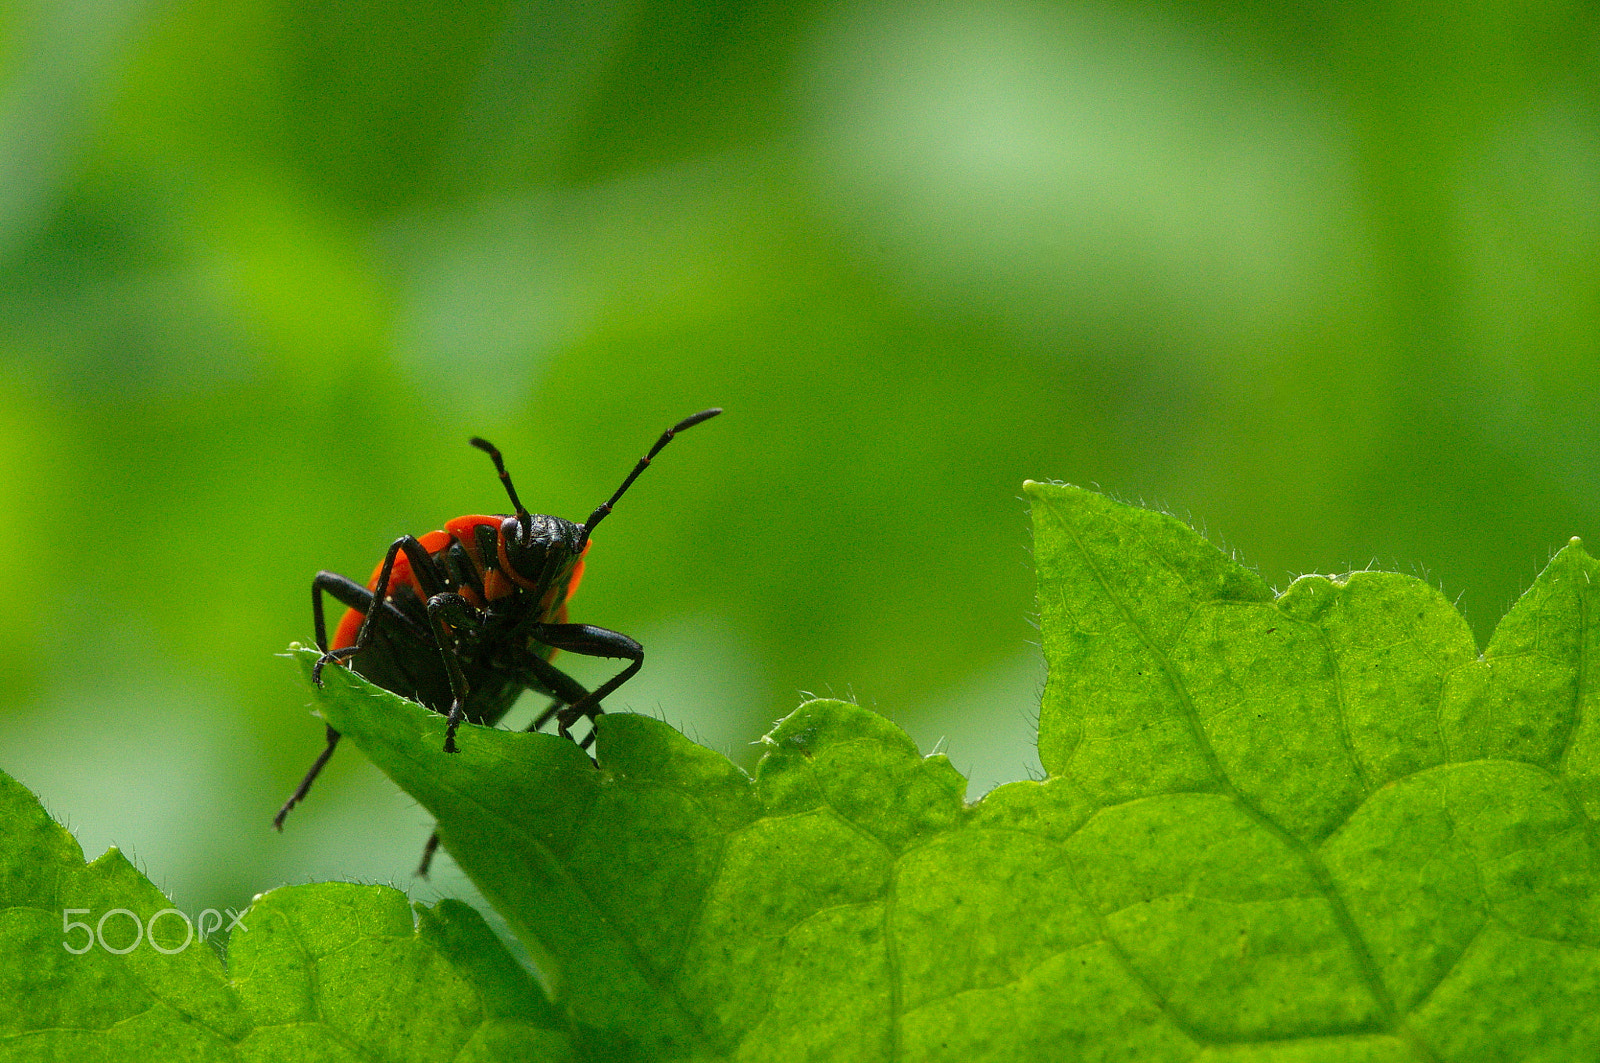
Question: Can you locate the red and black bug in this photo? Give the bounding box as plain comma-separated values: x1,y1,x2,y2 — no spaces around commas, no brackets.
273,408,721,871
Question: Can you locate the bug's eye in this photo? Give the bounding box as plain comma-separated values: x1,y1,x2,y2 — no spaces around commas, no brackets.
498,515,550,583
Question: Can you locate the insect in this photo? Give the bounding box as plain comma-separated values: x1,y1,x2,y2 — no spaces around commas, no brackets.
273,408,722,873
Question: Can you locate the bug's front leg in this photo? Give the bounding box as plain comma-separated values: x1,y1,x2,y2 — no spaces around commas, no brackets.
529,623,645,743
425,592,483,752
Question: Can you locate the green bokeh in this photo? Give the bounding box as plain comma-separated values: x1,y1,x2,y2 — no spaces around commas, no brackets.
0,0,1596,917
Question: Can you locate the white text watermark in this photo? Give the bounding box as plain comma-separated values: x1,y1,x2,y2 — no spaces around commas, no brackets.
62,908,247,954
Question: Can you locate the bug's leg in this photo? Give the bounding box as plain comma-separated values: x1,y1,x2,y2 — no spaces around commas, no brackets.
515,654,598,746
529,623,644,742
312,572,344,653
282,571,413,830
311,572,427,670
528,697,564,733
417,832,441,877
273,724,340,830
425,591,483,752
283,568,439,831
311,570,372,683
316,536,449,683
314,541,403,683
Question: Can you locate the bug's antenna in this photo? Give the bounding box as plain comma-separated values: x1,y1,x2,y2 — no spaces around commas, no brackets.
581,408,722,545
470,437,533,543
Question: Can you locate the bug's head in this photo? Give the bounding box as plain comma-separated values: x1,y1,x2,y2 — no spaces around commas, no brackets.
496,511,585,587
470,437,585,588
469,408,720,583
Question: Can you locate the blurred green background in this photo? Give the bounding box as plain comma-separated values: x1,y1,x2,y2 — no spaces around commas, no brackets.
1,0,1597,920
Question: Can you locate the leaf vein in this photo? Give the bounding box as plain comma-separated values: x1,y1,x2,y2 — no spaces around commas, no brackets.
1042,498,1404,1035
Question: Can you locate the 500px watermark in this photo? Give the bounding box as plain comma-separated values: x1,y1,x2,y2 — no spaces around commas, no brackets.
62,908,247,955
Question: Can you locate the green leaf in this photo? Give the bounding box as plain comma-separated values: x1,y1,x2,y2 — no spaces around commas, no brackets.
1028,482,1600,1056
309,481,1600,1061
11,475,1594,1060
0,768,578,1062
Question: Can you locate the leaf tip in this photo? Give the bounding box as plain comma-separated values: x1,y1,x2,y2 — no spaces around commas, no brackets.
1550,535,1593,567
